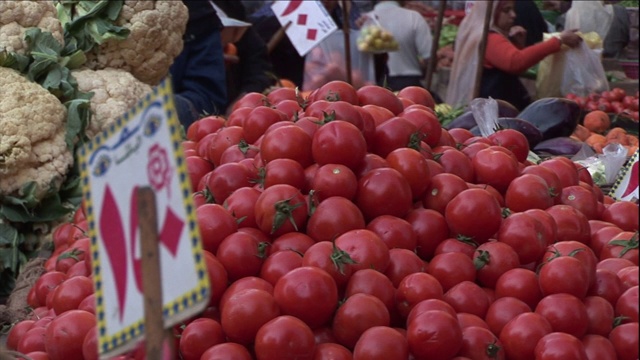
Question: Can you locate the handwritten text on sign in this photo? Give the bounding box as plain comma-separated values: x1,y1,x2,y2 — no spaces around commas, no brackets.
271,0,337,56
78,79,209,358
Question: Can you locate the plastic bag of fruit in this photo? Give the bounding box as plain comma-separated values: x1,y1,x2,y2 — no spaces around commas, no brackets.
356,15,399,53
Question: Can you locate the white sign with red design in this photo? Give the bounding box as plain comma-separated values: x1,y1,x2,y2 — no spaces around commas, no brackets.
271,0,338,56
610,150,639,203
77,79,210,359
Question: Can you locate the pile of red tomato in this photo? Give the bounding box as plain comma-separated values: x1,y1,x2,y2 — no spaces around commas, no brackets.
4,82,639,360
566,87,639,121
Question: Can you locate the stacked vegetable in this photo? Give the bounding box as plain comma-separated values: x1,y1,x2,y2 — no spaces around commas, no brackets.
5,81,638,359
0,0,188,298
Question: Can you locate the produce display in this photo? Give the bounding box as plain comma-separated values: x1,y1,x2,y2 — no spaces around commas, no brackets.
3,79,638,360
1,1,639,360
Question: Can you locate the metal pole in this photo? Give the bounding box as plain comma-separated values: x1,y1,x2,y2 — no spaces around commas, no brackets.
473,0,494,99
425,0,447,90
341,0,352,85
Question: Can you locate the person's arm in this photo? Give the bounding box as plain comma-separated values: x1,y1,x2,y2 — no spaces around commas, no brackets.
235,27,275,95
413,12,433,71
485,33,561,74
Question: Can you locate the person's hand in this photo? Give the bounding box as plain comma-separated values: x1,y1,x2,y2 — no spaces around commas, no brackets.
355,14,370,29
509,26,527,48
559,28,583,48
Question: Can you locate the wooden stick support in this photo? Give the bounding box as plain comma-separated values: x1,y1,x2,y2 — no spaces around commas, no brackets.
341,0,352,85
425,0,447,90
473,0,495,99
137,187,175,360
267,21,292,55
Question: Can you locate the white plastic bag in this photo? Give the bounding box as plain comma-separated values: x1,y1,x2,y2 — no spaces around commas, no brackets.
470,97,499,137
560,41,609,97
357,15,399,53
564,1,614,41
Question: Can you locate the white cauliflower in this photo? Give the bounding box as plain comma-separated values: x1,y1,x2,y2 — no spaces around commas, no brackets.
0,67,71,200
82,0,188,85
72,67,152,138
0,0,64,55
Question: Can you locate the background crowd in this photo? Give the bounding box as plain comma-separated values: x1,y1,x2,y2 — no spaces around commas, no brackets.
171,0,633,127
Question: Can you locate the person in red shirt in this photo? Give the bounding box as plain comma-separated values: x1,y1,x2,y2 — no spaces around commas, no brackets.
446,0,582,110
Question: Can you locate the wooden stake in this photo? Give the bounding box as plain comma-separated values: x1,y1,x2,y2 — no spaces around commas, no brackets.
267,21,292,55
425,0,447,90
137,187,174,360
473,0,495,99
341,0,352,85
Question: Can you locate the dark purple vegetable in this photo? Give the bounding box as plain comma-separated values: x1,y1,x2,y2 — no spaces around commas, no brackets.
533,136,585,156
469,117,544,147
517,98,581,141
445,99,520,130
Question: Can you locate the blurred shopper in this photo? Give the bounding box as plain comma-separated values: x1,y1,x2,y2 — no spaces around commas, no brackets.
369,0,434,91
445,0,582,110
514,0,549,46
171,0,227,128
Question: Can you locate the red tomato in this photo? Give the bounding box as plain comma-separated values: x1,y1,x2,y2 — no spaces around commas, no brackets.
608,322,639,360
588,268,624,307
535,293,589,338
218,139,259,165
407,310,463,360
201,344,253,360
505,174,554,212
34,271,67,307
443,281,492,319
202,250,228,308
616,285,639,323
366,215,417,251
260,250,303,286
232,92,269,112
617,265,639,290
274,267,338,329
445,188,502,245
472,147,520,194
422,172,468,215
310,164,358,201
254,315,316,360
269,232,315,255
196,203,238,254
395,272,445,319
353,326,409,360
314,80,359,105
371,116,418,158
6,319,35,351
81,326,98,360
397,86,436,109
584,295,615,336
591,226,625,258
332,293,390,349
312,120,367,170
546,204,591,244
406,298,457,326
260,124,313,168
386,147,431,200
540,240,598,287
498,312,552,360
221,289,280,345
404,207,450,260
538,255,590,299
355,167,413,222
218,276,273,314
334,229,390,272
520,164,562,201
255,184,308,237
222,186,261,229
50,276,94,315
357,85,404,115
313,343,353,360
362,104,395,126
384,248,427,287
601,201,639,231
433,237,477,259
427,252,476,292
539,157,580,190
179,318,225,360
302,241,355,289
600,231,639,264
485,297,531,336
260,158,306,189
558,185,599,220
216,231,267,282
77,293,96,314
497,212,548,265
243,106,288,144
475,241,520,289
305,196,366,243
534,332,588,360
344,269,396,316
205,126,245,166
488,129,530,163
458,326,505,360
400,108,441,146
582,334,618,360
18,326,47,354
44,310,96,360
495,268,543,309
436,147,475,183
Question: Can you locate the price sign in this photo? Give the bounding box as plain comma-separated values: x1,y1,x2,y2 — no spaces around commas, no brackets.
609,150,639,203
77,78,210,359
272,0,338,56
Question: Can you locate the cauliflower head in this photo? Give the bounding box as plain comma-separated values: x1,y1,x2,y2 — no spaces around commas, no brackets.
0,0,64,55
0,67,71,200
73,67,152,139
83,0,188,86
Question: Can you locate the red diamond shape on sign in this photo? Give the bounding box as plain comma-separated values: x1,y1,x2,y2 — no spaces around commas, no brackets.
307,28,317,40
297,14,307,25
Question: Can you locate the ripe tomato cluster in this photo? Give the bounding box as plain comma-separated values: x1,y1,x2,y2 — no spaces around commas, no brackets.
5,82,639,360
566,87,639,121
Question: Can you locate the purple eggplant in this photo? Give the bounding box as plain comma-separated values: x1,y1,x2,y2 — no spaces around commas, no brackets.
533,137,585,156
517,98,581,141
